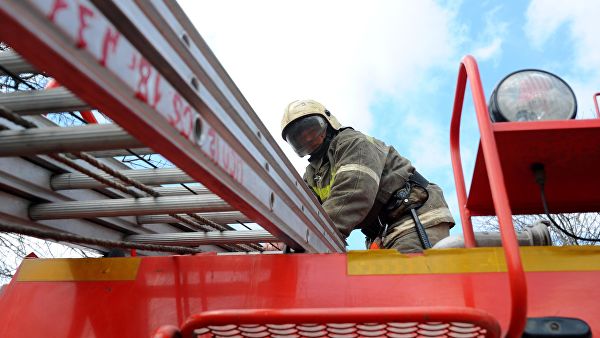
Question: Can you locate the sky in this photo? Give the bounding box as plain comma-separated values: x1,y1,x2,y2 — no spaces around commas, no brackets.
177,0,600,249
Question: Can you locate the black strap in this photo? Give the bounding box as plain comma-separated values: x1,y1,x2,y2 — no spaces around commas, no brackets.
410,209,432,249
407,171,431,248
376,170,431,248
363,171,431,244
408,170,429,187
384,170,429,212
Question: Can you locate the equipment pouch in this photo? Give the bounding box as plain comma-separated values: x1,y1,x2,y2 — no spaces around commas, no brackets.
384,183,429,222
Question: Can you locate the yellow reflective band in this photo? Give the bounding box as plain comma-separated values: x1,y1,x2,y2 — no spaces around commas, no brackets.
388,208,453,236
337,164,380,185
17,257,141,282
347,246,600,275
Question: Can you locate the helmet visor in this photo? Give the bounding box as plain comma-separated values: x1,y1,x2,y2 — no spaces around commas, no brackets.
284,115,327,157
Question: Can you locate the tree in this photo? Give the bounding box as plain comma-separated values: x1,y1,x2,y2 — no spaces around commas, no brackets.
473,212,600,246
0,43,99,284
0,43,201,284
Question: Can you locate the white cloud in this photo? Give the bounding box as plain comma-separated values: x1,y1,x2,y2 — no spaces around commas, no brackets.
526,0,600,68
525,0,600,118
177,0,462,172
470,6,507,62
401,113,451,173
473,37,502,61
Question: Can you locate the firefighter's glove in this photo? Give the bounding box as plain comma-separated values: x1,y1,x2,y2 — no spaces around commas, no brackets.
366,236,383,250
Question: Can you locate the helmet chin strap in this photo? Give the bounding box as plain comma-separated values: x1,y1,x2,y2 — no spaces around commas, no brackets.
308,126,336,163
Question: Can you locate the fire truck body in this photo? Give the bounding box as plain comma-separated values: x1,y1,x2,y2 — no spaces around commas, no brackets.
0,1,599,337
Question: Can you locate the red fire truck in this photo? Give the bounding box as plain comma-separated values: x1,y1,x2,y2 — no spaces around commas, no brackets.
0,1,598,337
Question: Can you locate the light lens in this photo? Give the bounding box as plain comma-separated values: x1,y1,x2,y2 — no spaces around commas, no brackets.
489,70,576,122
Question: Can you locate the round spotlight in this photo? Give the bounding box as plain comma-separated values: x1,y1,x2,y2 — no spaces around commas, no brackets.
488,69,577,122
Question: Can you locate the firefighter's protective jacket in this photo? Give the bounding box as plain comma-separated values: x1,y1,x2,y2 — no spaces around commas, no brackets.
303,128,454,238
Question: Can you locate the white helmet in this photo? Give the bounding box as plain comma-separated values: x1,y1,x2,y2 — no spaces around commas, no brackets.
281,100,342,157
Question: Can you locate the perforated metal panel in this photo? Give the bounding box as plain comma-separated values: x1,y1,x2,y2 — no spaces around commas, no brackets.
176,308,501,338
194,322,488,338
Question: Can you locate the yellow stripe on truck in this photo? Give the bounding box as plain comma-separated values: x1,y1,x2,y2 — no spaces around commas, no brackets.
347,246,600,275
17,257,141,281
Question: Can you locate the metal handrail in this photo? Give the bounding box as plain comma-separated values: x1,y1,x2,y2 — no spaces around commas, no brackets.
176,307,502,338
449,55,527,338
594,92,600,118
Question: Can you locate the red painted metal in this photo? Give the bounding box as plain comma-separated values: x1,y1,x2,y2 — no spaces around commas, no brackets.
152,325,180,338
449,58,476,248
44,78,60,90
0,1,597,337
0,254,600,338
594,92,600,118
80,110,98,124
179,307,501,338
468,119,600,215
449,56,527,337
0,254,599,337
45,79,98,124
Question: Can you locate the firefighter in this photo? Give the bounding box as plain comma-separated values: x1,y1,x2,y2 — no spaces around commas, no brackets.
281,99,455,253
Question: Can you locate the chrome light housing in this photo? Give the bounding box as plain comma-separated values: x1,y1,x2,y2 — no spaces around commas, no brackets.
488,69,577,122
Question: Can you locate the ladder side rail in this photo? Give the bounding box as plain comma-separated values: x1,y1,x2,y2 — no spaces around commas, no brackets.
0,0,343,252
149,0,328,227
449,55,527,338
93,0,343,252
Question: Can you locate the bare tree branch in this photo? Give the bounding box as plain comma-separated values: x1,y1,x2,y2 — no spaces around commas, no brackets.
473,212,600,246
0,43,100,284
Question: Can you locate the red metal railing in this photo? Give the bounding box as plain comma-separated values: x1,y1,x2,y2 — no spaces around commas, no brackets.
44,79,98,124
160,307,502,338
449,55,527,338
594,92,600,118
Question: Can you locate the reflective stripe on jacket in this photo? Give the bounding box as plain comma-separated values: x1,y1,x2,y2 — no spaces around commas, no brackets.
303,128,454,238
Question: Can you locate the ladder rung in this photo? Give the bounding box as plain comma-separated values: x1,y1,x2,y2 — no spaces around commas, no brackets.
51,167,192,190
66,147,154,158
0,1,345,252
29,195,232,220
0,124,142,156
0,87,89,114
153,186,210,196
0,50,38,75
137,212,249,225
125,230,276,246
